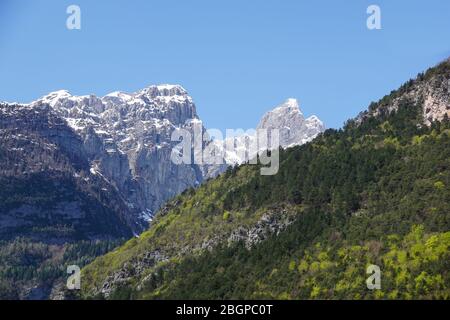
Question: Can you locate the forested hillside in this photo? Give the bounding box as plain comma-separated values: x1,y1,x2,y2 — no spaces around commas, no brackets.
81,60,450,299
0,238,123,299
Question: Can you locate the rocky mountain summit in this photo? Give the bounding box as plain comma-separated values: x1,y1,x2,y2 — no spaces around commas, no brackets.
217,98,325,165
257,98,325,147
1,85,211,235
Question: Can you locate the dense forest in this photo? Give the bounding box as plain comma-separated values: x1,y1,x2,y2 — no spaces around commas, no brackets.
81,61,450,299
0,238,124,299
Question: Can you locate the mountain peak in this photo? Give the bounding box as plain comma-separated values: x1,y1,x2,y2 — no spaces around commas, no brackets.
272,98,302,114
138,84,188,98
305,114,323,125
155,84,187,93
47,89,72,96
38,90,73,106
256,98,324,149
258,98,304,129
283,98,299,107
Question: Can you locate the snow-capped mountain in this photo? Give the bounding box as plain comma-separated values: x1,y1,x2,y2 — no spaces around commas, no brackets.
216,98,325,165
258,98,325,147
1,85,213,233
51,85,209,225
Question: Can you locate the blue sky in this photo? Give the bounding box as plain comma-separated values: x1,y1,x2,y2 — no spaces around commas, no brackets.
0,0,449,131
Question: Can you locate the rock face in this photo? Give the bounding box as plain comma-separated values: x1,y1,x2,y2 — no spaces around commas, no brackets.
226,210,295,250
419,76,450,125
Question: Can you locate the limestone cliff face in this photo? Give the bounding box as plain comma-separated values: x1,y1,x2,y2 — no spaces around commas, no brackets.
420,74,450,125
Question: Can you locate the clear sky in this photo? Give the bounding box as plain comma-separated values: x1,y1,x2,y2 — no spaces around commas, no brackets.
1,0,449,131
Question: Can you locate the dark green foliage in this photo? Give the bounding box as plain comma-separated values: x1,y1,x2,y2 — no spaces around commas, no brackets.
0,238,124,299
